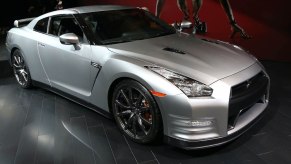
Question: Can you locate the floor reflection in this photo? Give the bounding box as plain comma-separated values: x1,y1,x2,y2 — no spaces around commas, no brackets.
0,61,291,164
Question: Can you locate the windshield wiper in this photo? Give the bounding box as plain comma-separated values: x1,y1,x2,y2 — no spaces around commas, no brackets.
102,31,175,45
102,38,132,45
151,31,175,38
102,34,148,45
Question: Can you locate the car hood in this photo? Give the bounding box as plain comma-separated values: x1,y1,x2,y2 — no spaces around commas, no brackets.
106,33,256,85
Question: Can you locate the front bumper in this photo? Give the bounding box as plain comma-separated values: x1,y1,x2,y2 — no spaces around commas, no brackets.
158,63,270,149
164,102,268,150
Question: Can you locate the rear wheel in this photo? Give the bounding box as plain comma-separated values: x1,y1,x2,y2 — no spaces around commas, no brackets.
112,79,163,143
11,49,32,88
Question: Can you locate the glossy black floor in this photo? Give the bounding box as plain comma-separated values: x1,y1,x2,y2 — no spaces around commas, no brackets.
1,41,291,164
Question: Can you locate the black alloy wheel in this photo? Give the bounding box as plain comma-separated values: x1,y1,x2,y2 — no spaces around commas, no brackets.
112,79,163,143
11,49,32,88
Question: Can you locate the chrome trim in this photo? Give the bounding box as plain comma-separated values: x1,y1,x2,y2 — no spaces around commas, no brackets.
91,61,101,69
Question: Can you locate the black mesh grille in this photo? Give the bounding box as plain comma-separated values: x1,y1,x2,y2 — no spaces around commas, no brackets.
228,71,268,129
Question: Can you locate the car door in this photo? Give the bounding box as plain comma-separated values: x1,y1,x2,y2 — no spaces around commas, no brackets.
37,15,95,98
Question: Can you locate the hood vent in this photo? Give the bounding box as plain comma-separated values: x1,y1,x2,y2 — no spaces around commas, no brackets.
163,47,186,55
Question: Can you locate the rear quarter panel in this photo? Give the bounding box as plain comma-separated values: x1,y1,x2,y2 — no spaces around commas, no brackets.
7,27,50,85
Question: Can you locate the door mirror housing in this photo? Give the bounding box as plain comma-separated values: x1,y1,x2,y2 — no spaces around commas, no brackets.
180,20,193,29
172,20,193,32
60,33,81,50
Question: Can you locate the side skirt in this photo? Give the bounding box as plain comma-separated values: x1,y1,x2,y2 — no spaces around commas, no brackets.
32,80,113,119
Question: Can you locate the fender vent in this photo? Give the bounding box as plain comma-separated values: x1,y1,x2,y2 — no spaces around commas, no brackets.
163,47,186,55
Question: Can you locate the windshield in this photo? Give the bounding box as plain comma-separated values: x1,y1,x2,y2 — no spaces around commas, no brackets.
80,8,176,44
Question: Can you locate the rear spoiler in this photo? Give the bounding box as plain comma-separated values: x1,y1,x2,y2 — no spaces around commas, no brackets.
14,17,35,27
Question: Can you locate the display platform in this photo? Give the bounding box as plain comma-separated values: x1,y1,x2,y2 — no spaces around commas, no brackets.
1,44,291,164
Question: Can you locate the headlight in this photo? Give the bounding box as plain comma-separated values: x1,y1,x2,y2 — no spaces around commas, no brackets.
145,66,213,97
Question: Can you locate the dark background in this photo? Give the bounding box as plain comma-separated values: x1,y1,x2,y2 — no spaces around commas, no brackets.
1,0,291,62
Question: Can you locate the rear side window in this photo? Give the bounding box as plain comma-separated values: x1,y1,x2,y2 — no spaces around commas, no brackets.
34,18,49,33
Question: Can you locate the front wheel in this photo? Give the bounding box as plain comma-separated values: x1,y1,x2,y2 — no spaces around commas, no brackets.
112,79,163,144
11,49,32,88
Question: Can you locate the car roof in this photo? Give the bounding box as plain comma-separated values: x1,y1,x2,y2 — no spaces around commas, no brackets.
67,5,134,14
43,5,135,16
26,5,135,29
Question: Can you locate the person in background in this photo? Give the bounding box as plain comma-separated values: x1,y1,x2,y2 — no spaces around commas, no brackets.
55,0,63,10
155,0,251,39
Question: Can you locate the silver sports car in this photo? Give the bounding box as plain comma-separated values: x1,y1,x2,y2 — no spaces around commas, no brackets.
6,5,270,150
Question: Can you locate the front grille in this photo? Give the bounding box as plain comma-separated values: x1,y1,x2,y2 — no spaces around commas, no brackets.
228,71,269,129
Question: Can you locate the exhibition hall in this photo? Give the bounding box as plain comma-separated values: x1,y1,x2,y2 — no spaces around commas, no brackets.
0,0,290,163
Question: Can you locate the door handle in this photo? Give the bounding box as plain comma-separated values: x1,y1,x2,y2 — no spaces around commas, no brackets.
38,42,45,47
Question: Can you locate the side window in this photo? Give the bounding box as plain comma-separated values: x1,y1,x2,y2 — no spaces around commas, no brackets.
34,18,49,33
49,17,62,36
49,16,84,42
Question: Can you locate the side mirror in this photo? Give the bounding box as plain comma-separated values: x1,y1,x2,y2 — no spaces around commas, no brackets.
171,20,193,32
180,20,193,29
60,33,81,50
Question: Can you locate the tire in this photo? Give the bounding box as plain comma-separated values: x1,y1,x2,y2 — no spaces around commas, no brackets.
112,79,163,144
11,49,32,89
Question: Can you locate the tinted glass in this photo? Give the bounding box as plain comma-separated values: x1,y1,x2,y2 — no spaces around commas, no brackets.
49,16,63,36
80,9,176,44
49,16,84,41
34,17,49,33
